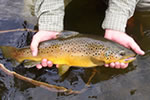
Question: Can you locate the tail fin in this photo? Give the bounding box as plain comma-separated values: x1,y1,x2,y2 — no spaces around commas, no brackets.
0,46,20,67
0,46,17,59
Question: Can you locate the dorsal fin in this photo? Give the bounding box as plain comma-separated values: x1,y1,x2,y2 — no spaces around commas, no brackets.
56,31,80,39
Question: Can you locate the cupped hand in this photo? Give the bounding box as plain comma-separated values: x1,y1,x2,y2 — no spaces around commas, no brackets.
30,30,59,69
104,29,145,69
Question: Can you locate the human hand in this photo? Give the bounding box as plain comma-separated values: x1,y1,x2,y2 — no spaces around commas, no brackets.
104,29,145,69
30,30,59,69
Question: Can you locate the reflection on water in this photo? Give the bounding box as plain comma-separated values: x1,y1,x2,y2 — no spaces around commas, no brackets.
0,0,150,100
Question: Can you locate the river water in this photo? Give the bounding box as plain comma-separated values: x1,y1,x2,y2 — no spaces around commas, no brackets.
0,0,150,100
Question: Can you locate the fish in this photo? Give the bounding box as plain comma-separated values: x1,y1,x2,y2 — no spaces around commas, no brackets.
0,31,136,76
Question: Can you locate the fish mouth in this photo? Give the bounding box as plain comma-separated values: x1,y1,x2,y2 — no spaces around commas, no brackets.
121,56,136,63
124,57,136,62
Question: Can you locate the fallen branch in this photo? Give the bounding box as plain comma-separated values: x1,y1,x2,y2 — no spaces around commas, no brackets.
0,29,37,34
0,63,81,94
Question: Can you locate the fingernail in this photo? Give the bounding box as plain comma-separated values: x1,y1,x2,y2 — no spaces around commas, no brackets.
110,63,115,68
105,64,109,67
115,62,119,65
56,64,59,68
43,59,47,61
48,61,52,64
141,51,145,55
48,61,53,67
36,64,42,69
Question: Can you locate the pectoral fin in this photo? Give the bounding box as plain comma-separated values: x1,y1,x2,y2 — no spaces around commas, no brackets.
23,60,40,68
90,57,104,66
58,64,70,76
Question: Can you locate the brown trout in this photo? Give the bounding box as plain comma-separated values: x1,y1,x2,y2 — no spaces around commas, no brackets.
0,31,136,75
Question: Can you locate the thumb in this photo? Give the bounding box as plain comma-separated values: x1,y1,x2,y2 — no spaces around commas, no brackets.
129,40,145,55
30,37,40,56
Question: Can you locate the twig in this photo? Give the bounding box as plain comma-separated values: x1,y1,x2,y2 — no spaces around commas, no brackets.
0,63,80,94
86,68,97,86
0,29,37,34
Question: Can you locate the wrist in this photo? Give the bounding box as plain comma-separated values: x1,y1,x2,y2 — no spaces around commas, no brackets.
36,30,60,38
104,29,126,39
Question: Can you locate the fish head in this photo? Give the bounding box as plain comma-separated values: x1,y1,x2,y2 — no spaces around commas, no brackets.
103,44,136,64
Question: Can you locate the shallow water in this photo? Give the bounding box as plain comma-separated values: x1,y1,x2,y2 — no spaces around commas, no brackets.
0,0,150,100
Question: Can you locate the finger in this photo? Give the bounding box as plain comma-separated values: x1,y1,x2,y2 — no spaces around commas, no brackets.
114,62,120,69
41,59,48,67
47,61,53,67
129,39,145,55
36,64,42,69
120,63,128,69
104,64,109,67
120,63,125,69
110,62,115,68
30,36,40,56
56,64,59,68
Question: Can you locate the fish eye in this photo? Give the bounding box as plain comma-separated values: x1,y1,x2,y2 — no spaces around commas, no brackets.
119,51,126,56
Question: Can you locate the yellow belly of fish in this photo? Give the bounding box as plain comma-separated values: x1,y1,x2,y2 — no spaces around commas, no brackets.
17,53,100,67
48,56,98,67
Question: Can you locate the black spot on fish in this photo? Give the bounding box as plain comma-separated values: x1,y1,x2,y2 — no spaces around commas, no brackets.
102,48,105,51
95,53,98,56
119,51,126,56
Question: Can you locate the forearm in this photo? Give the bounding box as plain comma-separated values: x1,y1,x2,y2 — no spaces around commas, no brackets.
34,0,64,31
102,0,140,32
